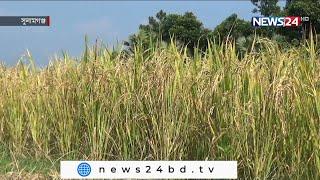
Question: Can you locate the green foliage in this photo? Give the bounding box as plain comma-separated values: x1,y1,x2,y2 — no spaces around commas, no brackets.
126,1,320,58
251,0,320,42
213,14,253,42
125,10,212,53
286,0,320,28
251,0,281,16
285,0,320,39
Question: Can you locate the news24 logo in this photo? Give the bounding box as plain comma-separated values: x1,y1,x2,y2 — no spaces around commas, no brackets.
252,16,309,27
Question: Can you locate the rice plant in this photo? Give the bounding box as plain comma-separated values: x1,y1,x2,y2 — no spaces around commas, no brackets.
0,38,319,179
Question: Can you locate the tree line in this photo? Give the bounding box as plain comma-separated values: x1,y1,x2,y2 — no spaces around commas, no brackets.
124,0,320,54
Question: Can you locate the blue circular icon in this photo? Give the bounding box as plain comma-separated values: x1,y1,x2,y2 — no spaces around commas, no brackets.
77,162,91,177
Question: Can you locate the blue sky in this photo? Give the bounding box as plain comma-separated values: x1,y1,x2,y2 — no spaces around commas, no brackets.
0,1,256,66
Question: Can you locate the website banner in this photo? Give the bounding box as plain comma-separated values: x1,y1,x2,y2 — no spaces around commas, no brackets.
60,161,237,179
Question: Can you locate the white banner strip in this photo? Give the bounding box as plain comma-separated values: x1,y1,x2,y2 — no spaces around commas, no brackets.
60,161,237,179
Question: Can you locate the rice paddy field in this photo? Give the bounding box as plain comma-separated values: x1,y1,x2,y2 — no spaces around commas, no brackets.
0,38,319,179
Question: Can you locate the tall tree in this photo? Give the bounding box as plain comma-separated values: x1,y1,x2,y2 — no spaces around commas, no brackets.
286,0,320,30
213,14,253,42
281,0,320,41
251,0,281,16
125,10,213,53
251,0,320,42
